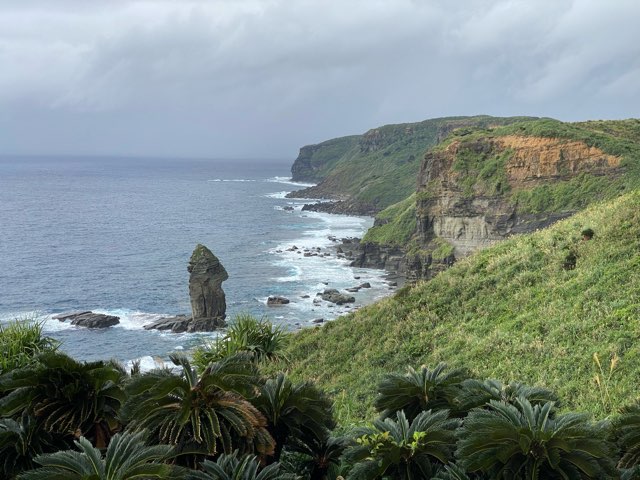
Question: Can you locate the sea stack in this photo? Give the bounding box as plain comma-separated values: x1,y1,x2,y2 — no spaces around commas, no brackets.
188,243,228,329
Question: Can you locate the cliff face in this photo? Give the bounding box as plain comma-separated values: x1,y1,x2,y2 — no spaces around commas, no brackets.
416,135,623,257
287,116,536,214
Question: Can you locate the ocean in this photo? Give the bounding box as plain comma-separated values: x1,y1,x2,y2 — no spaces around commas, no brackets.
0,156,394,368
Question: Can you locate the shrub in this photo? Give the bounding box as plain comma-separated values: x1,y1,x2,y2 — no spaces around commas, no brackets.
193,314,289,370
0,318,58,374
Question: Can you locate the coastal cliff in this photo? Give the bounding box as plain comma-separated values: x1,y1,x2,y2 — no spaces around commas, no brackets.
287,116,535,214
343,118,640,279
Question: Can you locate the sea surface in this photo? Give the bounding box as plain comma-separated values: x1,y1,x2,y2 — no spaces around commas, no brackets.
0,156,394,368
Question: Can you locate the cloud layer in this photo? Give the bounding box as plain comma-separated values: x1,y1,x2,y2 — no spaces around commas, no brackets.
1,0,639,158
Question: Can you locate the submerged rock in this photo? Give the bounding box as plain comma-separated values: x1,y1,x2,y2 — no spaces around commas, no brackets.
143,315,225,333
321,289,356,305
188,244,228,325
267,296,290,306
54,311,120,329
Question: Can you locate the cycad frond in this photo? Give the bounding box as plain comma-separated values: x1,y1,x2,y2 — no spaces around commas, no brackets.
17,430,175,480
614,402,640,474
124,354,274,467
345,409,460,479
0,352,126,447
189,451,298,480
253,373,335,461
457,398,617,479
457,379,559,414
375,363,467,420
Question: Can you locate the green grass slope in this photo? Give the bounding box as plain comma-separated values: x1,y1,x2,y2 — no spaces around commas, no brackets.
279,191,640,426
361,193,417,246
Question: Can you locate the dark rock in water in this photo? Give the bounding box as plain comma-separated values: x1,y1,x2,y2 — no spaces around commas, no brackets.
267,296,290,306
354,276,361,280
359,282,372,288
346,287,360,293
300,294,310,298
388,281,398,287
55,311,120,328
312,318,324,324
304,252,312,257
321,289,356,305
283,206,294,211
53,311,92,321
143,315,225,333
188,244,228,325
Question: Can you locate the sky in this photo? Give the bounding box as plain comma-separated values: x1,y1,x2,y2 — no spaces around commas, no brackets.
0,0,639,159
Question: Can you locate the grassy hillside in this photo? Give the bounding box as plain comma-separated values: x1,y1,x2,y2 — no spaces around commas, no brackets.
277,191,640,427
361,193,417,246
291,116,536,210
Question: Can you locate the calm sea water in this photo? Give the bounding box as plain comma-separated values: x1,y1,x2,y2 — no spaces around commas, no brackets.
0,156,393,367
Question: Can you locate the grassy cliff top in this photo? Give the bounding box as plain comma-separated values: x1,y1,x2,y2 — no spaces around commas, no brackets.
277,191,640,427
291,116,537,210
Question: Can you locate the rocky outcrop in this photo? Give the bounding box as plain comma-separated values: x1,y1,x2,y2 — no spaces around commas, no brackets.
321,289,356,305
188,244,228,324
416,136,623,257
300,200,379,216
267,296,290,306
54,311,120,328
143,315,225,333
350,243,407,272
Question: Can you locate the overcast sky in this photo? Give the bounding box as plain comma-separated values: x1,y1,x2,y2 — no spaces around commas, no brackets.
1,0,639,159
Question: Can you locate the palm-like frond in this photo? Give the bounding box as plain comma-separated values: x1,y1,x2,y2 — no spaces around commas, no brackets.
456,379,559,414
433,463,473,479
285,427,348,480
17,430,176,480
375,363,467,420
188,451,298,480
614,402,640,476
253,373,335,461
0,352,126,447
457,397,617,479
123,354,274,466
0,414,67,478
345,409,460,480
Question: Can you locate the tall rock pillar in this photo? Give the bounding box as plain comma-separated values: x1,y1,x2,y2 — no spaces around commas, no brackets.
187,244,228,329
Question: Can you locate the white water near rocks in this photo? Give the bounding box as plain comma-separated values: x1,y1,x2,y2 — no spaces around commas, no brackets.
0,157,396,366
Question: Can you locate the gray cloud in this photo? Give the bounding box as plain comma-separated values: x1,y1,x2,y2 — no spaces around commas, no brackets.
1,0,639,158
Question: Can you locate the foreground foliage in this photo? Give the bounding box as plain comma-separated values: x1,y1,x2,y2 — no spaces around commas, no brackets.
17,430,176,480
123,354,274,466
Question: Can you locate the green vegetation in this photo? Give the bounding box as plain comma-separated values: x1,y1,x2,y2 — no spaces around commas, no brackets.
18,430,177,480
452,146,512,197
430,117,640,216
294,116,536,211
361,194,417,246
193,314,288,369
3,311,640,477
280,192,640,426
0,319,58,374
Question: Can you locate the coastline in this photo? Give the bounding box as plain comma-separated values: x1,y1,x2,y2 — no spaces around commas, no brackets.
0,171,401,367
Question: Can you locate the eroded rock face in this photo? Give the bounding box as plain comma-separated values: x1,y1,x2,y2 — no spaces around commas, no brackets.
188,244,228,322
416,136,623,256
